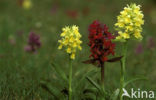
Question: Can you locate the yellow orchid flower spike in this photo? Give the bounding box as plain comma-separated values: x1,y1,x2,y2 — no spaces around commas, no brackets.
58,25,82,59
115,3,144,42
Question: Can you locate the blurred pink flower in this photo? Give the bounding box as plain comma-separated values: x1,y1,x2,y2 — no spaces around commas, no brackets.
17,0,24,7
66,10,78,19
8,38,16,45
8,35,16,45
147,37,155,50
24,32,41,53
82,7,90,16
135,43,144,54
24,45,31,52
50,4,59,15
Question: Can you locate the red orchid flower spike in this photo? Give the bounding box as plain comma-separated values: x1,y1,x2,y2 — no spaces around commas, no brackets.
88,20,115,65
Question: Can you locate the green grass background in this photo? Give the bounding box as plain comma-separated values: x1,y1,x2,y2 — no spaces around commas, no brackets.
0,0,156,99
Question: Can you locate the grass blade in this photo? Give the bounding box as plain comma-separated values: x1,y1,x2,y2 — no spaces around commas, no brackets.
51,62,68,82
40,81,60,99
124,77,147,87
86,76,101,91
111,89,120,100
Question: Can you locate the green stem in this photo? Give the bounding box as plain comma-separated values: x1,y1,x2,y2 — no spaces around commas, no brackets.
69,57,73,100
101,62,106,100
119,42,128,100
101,62,105,89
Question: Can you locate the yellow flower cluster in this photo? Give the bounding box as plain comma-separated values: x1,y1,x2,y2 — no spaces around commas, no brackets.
115,3,144,42
58,25,82,59
23,0,32,10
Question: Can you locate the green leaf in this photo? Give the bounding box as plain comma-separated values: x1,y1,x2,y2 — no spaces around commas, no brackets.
107,56,123,63
40,81,61,99
74,69,97,90
83,88,97,94
51,62,68,82
86,76,101,92
124,77,147,87
111,88,120,100
83,92,96,100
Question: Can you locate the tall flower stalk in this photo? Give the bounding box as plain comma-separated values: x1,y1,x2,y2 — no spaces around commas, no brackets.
100,62,105,89
69,57,73,100
119,42,127,100
87,20,115,88
114,3,144,100
58,25,82,100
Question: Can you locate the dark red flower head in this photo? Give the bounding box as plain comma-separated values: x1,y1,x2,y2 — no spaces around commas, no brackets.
88,20,115,65
24,32,41,53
